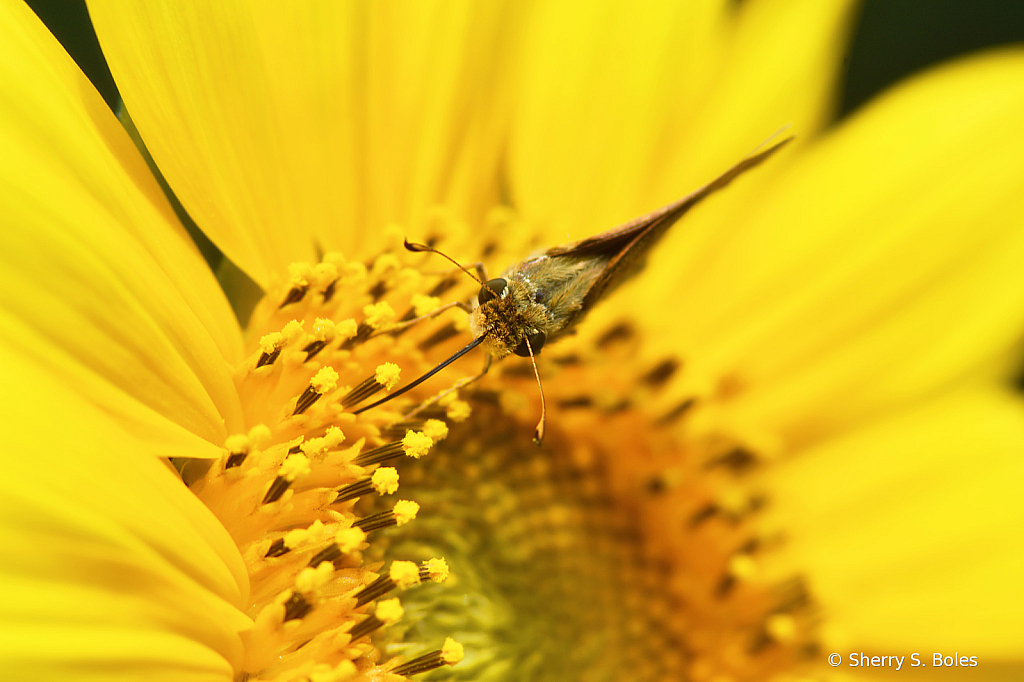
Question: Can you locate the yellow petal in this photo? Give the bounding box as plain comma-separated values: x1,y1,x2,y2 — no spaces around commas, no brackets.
760,389,1024,658
650,0,859,203
640,49,1024,447
509,0,856,238
87,1,521,287
510,0,731,237
0,344,250,679
0,0,245,452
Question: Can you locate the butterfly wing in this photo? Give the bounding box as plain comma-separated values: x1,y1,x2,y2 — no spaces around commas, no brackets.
574,137,793,315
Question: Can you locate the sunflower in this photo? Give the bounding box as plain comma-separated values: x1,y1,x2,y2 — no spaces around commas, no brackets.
3,1,1024,681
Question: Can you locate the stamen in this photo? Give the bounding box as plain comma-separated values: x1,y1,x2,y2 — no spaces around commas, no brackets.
427,275,458,297
354,500,419,533
596,321,635,348
223,433,251,470
282,592,313,621
278,286,308,309
340,322,373,350
302,318,336,362
640,358,680,388
279,263,313,309
364,301,397,330
307,527,367,568
656,397,697,426
351,428,436,466
261,454,311,505
372,466,401,494
307,543,343,567
354,574,393,607
391,638,464,676
353,558,446,607
417,321,459,351
264,538,288,558
341,363,401,408
332,468,399,504
345,597,404,643
293,367,339,415
333,479,374,504
717,553,757,597
256,332,284,369
689,503,719,527
352,441,405,466
704,446,759,473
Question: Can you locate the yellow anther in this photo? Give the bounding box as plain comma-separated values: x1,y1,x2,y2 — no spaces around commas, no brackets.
335,319,358,341
323,426,345,448
258,331,284,355
300,437,328,457
311,318,336,342
441,637,465,665
397,267,421,290
375,363,401,390
371,467,399,495
295,561,334,593
310,366,339,394
279,454,311,482
402,430,434,459
282,319,305,342
410,293,441,317
363,301,396,330
766,613,796,642
727,554,757,580
423,557,449,583
309,660,357,682
322,251,346,267
372,253,402,277
284,519,330,550
224,434,249,453
389,560,421,588
717,488,748,515
287,262,313,287
336,526,366,554
248,424,272,447
341,261,366,285
375,598,403,625
393,500,419,526
311,262,338,289
446,400,472,422
422,419,449,442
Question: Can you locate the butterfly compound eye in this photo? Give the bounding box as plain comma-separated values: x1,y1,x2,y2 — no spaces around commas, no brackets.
478,278,508,305
513,330,547,358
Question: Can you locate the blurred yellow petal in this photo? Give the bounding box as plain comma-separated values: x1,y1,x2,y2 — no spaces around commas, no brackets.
87,1,521,288
656,0,860,201
509,0,857,238
510,0,730,236
760,389,1024,662
0,0,245,455
0,344,250,680
638,49,1024,447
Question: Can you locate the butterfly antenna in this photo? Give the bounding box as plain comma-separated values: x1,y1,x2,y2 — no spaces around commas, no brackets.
524,336,547,446
353,334,487,414
404,239,484,285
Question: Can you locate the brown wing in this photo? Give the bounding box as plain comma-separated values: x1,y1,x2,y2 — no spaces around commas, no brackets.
569,136,793,314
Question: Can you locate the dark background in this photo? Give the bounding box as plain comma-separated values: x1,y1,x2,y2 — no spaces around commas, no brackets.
25,0,1024,120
